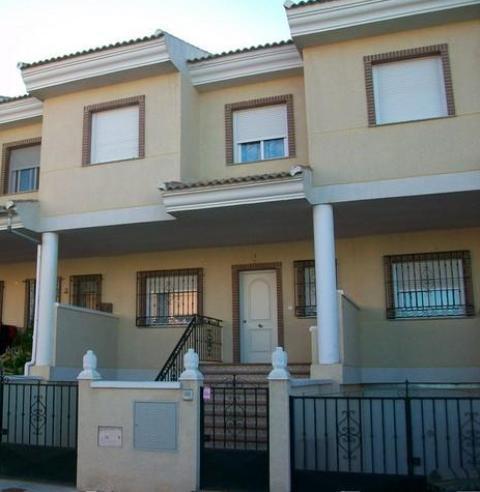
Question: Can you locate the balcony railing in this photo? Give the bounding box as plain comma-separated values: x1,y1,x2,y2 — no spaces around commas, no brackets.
156,315,222,382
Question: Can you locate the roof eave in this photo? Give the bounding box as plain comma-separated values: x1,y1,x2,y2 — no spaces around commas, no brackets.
20,36,174,100
188,44,303,90
286,0,480,48
0,97,43,128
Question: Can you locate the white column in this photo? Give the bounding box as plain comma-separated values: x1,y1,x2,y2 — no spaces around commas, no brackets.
35,232,58,367
313,204,339,364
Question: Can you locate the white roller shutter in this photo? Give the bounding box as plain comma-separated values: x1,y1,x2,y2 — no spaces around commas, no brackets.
90,105,139,164
234,105,287,142
373,56,448,125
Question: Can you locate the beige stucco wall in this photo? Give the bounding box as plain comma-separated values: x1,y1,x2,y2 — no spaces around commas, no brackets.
194,75,309,182
303,20,480,185
1,227,478,374
0,122,42,207
38,73,182,216
77,379,200,492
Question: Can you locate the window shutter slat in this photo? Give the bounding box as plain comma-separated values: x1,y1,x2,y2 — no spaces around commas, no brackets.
233,105,287,143
373,56,448,124
91,105,139,164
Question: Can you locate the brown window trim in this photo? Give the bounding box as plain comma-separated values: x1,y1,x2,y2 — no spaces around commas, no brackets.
294,260,316,318
384,250,474,320
81,95,145,166
225,94,296,164
1,138,42,196
364,44,455,127
231,263,284,363
136,268,204,327
70,274,103,311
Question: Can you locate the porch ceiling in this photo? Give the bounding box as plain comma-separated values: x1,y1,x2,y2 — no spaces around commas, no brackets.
1,190,478,264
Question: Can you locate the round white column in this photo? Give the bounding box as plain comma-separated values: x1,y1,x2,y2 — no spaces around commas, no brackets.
313,204,339,364
35,232,58,367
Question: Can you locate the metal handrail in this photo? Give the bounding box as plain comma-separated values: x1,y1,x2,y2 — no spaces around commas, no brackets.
155,314,222,382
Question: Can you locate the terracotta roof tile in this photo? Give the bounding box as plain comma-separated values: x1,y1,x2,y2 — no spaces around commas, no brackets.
0,94,31,105
163,167,307,191
188,40,294,63
18,32,164,69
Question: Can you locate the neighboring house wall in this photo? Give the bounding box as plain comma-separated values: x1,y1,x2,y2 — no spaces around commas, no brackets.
0,122,42,206
1,227,478,377
38,72,182,216
303,20,480,186
193,75,308,182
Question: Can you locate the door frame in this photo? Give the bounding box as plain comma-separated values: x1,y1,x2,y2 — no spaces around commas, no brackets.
231,263,284,364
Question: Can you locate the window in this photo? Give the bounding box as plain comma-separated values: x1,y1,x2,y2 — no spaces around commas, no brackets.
225,95,295,164
24,278,62,330
1,139,41,195
384,251,474,319
364,44,455,126
294,260,316,317
136,269,203,326
82,96,145,165
70,275,102,311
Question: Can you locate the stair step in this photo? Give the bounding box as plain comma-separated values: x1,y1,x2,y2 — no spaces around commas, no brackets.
200,363,310,380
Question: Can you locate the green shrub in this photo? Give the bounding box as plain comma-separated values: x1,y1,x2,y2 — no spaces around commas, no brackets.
0,329,33,375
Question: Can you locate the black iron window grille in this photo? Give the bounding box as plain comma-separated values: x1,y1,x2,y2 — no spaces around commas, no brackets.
384,251,474,319
137,268,203,326
69,274,102,311
294,260,316,317
24,278,62,330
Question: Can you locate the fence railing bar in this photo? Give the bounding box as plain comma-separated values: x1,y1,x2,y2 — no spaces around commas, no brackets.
432,399,439,470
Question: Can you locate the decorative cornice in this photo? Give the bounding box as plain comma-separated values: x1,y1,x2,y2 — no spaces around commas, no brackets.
0,97,42,126
21,37,172,98
188,44,303,89
163,174,306,212
286,0,480,46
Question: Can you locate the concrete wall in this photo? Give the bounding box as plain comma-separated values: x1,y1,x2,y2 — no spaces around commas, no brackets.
1,227,479,379
303,20,480,186
54,304,119,373
76,378,201,492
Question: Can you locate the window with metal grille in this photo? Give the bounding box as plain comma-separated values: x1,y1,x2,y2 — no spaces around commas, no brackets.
294,260,316,317
136,269,203,326
384,251,474,319
24,278,62,329
70,275,102,311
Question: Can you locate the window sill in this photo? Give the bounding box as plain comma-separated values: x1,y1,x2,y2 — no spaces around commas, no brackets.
227,155,294,167
137,324,189,329
369,114,455,128
1,189,39,197
85,155,144,167
387,314,474,322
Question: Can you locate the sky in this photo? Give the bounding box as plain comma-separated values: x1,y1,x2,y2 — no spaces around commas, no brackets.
0,0,291,96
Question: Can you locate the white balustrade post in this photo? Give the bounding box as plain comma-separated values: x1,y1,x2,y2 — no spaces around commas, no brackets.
77,350,102,380
313,204,340,365
35,232,58,368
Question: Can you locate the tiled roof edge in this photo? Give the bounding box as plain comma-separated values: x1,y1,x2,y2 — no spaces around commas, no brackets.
163,166,309,191
0,94,33,105
285,0,340,9
18,32,165,70
188,40,294,63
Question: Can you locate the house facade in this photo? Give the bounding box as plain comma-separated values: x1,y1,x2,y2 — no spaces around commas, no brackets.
0,0,479,386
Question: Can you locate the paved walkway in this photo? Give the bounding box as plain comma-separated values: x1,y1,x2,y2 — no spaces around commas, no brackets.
0,479,77,492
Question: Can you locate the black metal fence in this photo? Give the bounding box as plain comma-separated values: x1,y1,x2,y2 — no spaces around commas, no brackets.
200,381,269,491
0,377,78,483
291,392,480,490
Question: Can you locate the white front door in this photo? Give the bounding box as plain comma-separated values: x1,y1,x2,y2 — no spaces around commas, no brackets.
239,270,278,363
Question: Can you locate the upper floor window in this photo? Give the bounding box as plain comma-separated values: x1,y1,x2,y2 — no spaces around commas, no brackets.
1,139,41,195
136,268,203,327
225,95,295,164
82,95,145,166
364,44,455,126
384,251,474,320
